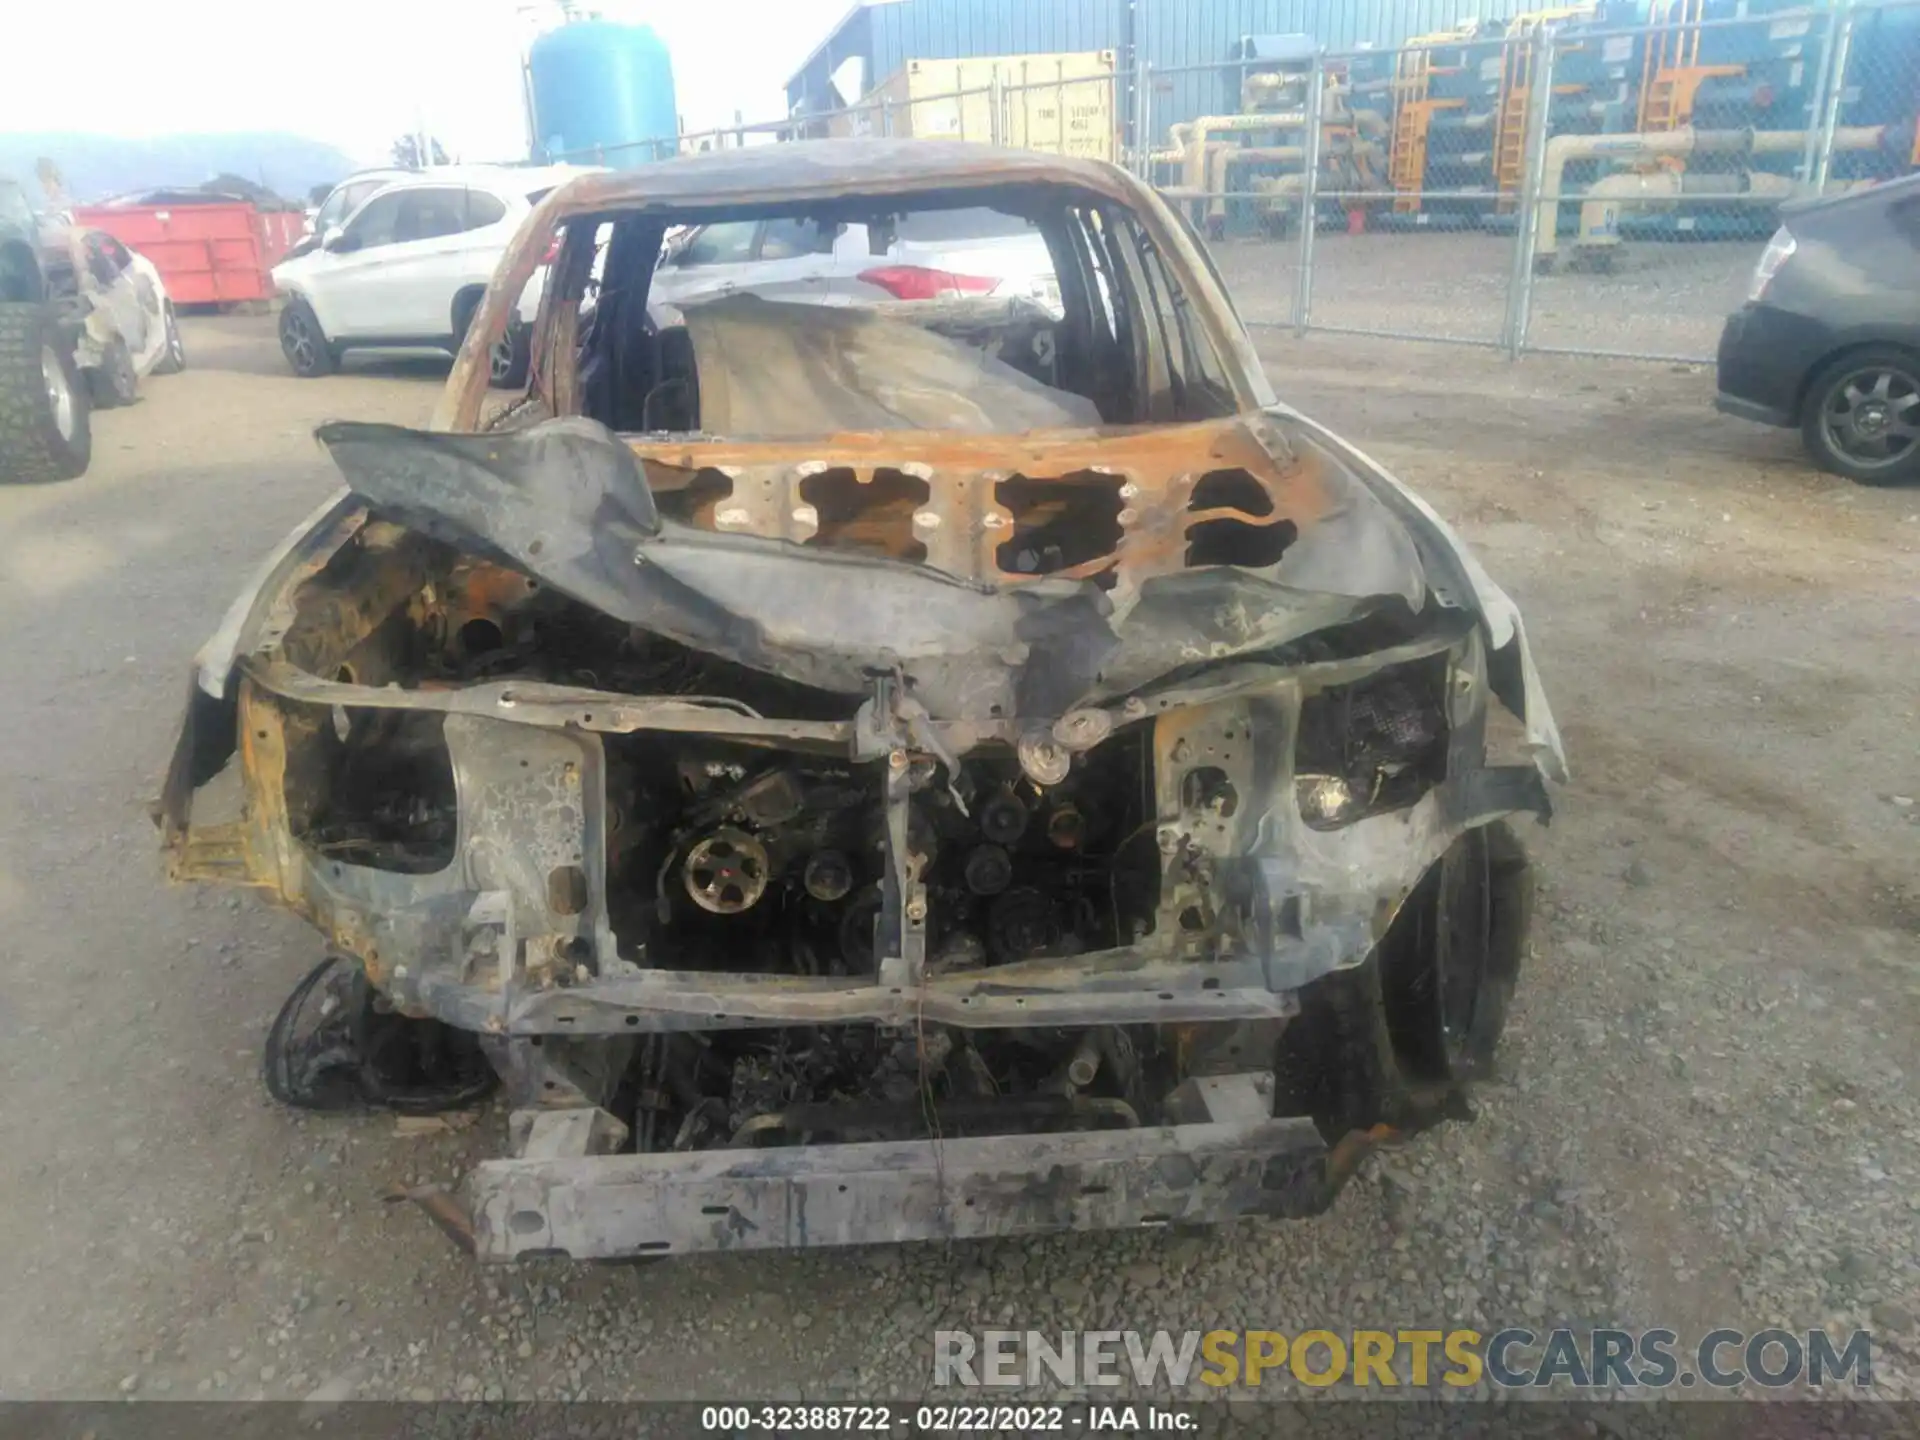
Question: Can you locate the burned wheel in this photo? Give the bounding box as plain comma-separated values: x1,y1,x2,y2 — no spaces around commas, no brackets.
1272,821,1532,1141
1803,347,1920,486
87,335,138,408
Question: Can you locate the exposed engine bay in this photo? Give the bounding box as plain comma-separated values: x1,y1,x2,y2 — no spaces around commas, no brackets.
159,143,1565,1261
175,491,1535,1214
160,400,1556,1254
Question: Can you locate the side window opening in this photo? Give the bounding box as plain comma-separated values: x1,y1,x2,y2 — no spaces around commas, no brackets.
344,192,406,249
1082,208,1150,422
1126,220,1234,423
1058,205,1137,423
465,189,509,231
399,188,470,243
85,233,132,285
1167,202,1243,326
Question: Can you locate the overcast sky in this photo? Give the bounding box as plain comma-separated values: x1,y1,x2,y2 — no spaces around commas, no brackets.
2,0,851,164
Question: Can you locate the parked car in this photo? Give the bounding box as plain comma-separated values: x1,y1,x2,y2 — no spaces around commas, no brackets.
1716,174,1920,486
289,164,527,262
270,164,597,384
294,167,416,257
160,140,1564,1263
65,227,185,406
649,205,1062,323
0,173,90,482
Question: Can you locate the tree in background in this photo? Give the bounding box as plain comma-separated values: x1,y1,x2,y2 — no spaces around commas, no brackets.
390,135,452,170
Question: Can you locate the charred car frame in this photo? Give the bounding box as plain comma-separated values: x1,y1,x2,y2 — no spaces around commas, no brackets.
157,141,1564,1262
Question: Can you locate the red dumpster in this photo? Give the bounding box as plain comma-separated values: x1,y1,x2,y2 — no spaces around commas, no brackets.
71,200,304,306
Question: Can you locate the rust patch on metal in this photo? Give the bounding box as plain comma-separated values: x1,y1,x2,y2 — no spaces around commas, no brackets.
630,417,1330,592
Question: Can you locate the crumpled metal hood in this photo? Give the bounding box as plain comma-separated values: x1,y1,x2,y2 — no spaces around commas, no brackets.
315,414,1430,723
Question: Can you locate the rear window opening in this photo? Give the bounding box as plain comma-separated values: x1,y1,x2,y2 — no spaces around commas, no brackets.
893,207,1036,243
554,183,1238,440
994,472,1125,575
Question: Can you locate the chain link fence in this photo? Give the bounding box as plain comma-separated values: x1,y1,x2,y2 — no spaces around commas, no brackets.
1135,0,1920,363
529,1,1918,366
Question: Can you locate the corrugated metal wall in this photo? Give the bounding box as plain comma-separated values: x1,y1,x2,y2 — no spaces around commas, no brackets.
869,0,1127,81
786,0,1533,122
789,6,878,116
1138,0,1524,72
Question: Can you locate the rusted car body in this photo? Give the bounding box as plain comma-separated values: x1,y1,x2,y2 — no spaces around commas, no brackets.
158,141,1564,1262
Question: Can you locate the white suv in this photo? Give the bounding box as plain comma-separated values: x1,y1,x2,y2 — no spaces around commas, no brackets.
271,165,597,383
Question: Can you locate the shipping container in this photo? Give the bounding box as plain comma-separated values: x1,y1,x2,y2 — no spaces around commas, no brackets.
72,201,302,307
855,50,1119,160
786,0,1536,138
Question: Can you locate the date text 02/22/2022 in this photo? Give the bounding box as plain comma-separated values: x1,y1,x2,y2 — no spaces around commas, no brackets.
699,1404,1195,1432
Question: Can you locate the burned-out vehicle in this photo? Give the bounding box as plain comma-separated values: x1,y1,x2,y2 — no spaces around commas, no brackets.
158,141,1564,1262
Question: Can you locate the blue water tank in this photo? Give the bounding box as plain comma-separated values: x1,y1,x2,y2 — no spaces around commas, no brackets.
528,19,678,166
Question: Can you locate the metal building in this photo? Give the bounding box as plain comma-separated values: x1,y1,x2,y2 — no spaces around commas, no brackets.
785,0,1532,129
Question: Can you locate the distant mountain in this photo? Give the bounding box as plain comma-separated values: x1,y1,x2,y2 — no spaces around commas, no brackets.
0,132,364,206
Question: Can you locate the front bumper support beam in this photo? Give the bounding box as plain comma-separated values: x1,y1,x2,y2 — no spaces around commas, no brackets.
467,1115,1333,1260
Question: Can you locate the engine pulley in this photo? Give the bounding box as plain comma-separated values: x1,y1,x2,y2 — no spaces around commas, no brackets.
683,827,771,914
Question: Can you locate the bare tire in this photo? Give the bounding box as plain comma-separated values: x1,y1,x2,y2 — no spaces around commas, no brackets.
0,302,92,484
1801,346,1920,486
279,297,335,378
87,335,139,408
1272,821,1533,1141
151,304,186,375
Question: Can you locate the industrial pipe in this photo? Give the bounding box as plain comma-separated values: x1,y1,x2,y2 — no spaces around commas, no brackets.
1182,112,1309,190
1159,142,1234,202
1205,145,1307,219
1569,169,1796,255
1183,134,1385,219
1148,122,1193,167
1534,125,1884,259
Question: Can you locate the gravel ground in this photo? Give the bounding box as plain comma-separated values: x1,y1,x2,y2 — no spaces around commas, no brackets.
0,307,1915,1408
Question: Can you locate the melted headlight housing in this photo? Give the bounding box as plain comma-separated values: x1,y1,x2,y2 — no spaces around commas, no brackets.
1293,657,1450,830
